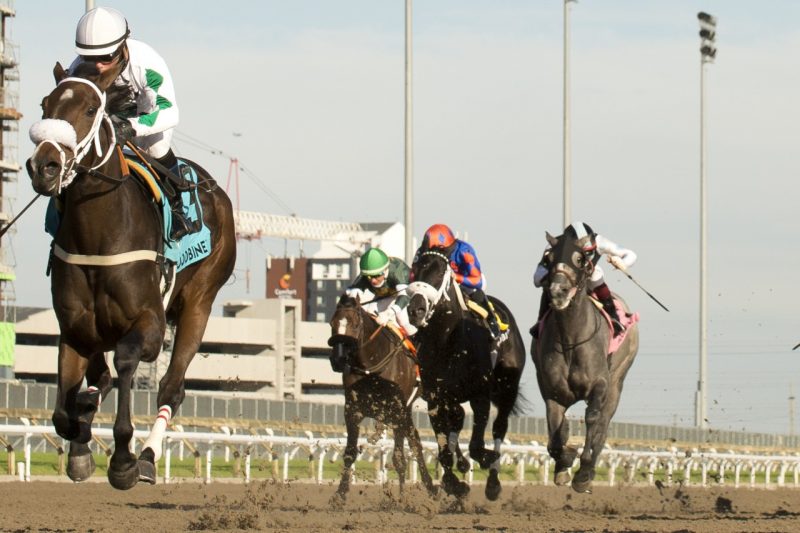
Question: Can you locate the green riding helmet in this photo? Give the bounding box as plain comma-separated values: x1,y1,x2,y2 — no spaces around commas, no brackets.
360,248,390,276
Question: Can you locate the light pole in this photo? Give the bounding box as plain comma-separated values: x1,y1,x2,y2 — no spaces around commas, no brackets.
696,11,717,430
404,0,414,264
562,0,577,228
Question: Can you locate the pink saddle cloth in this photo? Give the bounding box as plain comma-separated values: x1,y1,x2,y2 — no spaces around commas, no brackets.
534,297,639,356
599,298,639,355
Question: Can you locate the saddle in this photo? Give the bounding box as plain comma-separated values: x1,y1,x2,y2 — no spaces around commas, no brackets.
124,154,213,272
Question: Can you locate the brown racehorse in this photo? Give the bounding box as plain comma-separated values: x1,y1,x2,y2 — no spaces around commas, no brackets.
26,61,236,490
328,294,435,500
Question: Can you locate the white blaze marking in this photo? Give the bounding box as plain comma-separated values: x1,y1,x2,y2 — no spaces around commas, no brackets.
337,318,348,335
59,88,74,102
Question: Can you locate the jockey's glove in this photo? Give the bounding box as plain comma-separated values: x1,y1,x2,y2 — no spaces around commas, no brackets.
111,115,135,146
608,255,627,272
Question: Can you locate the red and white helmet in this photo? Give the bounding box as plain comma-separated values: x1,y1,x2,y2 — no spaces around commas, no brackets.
75,7,130,56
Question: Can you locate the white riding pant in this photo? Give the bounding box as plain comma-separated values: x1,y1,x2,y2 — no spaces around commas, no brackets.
133,128,173,159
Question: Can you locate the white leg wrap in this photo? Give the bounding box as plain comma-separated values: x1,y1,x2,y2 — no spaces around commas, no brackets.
142,405,172,462
491,438,502,470
448,432,459,454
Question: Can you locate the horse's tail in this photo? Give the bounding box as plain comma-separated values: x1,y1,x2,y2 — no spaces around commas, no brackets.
486,296,527,416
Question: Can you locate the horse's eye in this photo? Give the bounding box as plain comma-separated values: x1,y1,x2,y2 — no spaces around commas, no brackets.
87,106,98,116
572,251,584,268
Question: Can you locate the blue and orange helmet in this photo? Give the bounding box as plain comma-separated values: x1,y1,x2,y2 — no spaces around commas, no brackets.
424,224,456,249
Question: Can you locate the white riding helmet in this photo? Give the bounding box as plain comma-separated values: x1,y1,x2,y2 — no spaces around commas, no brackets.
75,7,130,56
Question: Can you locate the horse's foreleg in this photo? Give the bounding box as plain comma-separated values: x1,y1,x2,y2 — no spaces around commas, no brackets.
429,400,469,498
545,399,575,486
336,400,362,499
573,378,610,493
52,342,89,443
468,395,497,469
404,416,435,495
392,428,407,494
108,313,164,490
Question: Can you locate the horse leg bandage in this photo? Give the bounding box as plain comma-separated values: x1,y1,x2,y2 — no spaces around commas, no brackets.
142,405,172,462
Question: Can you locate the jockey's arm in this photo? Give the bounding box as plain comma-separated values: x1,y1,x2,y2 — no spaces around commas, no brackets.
453,243,484,290
595,234,637,269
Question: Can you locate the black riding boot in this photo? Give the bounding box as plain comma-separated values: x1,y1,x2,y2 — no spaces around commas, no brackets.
156,150,195,241
472,289,500,339
595,283,624,336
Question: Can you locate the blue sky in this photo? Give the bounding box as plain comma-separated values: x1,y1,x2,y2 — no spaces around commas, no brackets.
8,1,800,434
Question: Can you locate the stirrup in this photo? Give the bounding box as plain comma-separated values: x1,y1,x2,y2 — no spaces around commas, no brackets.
170,214,194,240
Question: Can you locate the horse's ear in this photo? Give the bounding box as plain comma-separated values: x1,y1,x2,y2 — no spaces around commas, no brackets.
95,62,125,92
546,231,558,247
53,62,67,84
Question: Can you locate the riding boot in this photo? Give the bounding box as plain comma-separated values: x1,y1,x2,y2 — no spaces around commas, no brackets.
472,289,500,339
594,283,624,336
156,150,195,241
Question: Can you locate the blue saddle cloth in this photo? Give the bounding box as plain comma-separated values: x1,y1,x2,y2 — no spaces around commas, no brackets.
45,158,212,273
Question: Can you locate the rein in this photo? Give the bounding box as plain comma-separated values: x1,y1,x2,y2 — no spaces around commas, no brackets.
406,250,462,327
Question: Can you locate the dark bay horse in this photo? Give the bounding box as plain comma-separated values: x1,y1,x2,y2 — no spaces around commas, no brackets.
328,294,435,499
531,231,639,493
26,62,236,490
406,249,525,500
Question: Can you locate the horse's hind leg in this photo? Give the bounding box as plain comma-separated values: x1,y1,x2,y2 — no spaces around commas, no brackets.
137,304,212,484
405,417,435,496
484,387,517,501
545,399,576,486
467,395,498,469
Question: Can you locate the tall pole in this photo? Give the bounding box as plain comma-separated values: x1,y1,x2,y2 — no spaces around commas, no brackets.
696,12,716,430
85,0,95,11
697,53,708,429
562,0,576,228
404,0,414,264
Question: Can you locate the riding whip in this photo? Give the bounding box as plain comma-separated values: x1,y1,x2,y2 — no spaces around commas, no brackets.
0,194,41,240
614,266,670,312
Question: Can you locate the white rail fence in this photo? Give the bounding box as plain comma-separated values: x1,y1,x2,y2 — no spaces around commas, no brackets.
2,423,800,489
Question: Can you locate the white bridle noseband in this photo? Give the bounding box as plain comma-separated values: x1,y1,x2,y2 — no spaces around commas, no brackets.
29,76,116,193
406,250,454,327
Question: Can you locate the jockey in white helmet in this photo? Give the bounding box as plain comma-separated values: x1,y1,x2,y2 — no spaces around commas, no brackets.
69,6,193,240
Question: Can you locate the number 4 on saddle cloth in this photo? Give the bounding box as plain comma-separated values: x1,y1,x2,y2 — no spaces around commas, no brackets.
44,156,212,274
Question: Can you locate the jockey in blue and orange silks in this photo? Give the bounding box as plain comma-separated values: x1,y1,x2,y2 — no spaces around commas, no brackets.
413,223,501,338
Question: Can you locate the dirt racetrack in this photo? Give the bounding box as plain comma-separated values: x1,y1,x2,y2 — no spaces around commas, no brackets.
1,479,799,532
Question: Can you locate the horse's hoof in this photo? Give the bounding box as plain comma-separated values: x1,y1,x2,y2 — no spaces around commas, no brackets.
329,491,346,509
137,459,157,485
571,467,594,493
554,470,572,486
108,461,139,490
441,471,470,498
66,452,95,482
485,470,502,501
456,455,471,474
571,479,593,494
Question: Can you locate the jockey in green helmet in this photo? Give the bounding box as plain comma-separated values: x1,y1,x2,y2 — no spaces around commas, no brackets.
345,248,416,335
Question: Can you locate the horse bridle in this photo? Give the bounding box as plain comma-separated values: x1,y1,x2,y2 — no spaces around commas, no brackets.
29,77,117,193
406,250,455,327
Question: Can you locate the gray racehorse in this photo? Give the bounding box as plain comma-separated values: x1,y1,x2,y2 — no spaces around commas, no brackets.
531,231,639,493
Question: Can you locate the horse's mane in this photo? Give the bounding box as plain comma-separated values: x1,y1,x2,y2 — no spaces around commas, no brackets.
68,61,137,118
